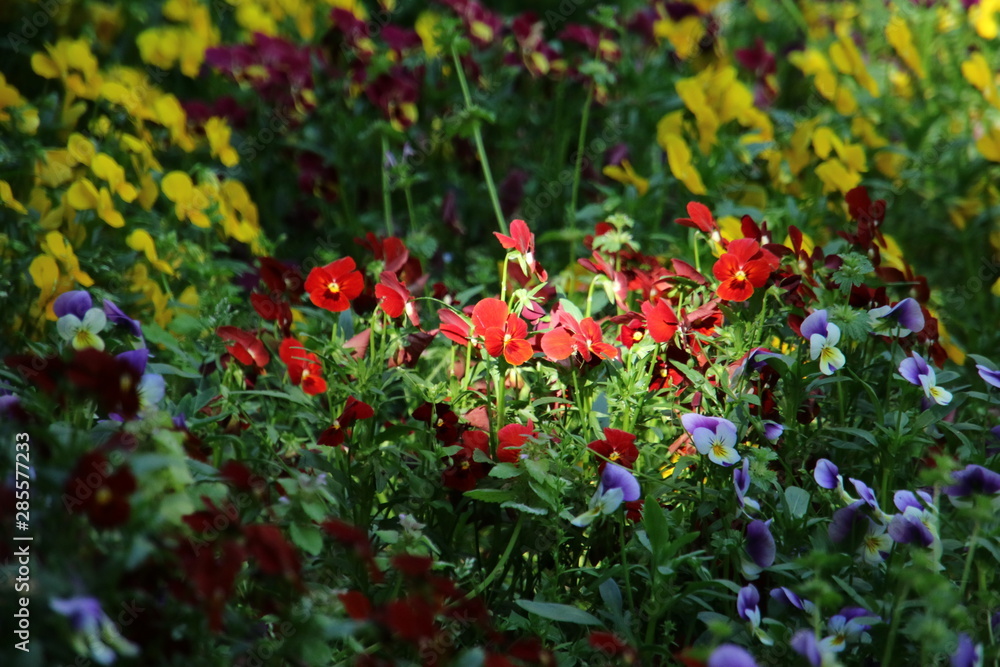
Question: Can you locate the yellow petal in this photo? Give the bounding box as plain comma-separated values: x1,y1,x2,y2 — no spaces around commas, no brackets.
31,53,60,79
29,255,59,291
67,178,100,210
0,181,27,214
67,133,96,166
98,188,125,228
161,171,193,202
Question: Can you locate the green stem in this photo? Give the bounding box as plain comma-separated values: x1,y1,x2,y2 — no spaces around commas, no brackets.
450,44,507,236
568,85,594,262
466,515,523,599
959,522,980,600
619,512,636,616
380,135,393,237
403,183,417,236
881,581,910,666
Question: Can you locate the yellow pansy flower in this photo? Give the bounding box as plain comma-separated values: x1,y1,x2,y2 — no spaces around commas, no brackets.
35,150,75,188
162,171,211,227
969,0,1000,39
874,150,906,180
91,153,138,203
603,160,649,196
961,53,1000,109
0,181,27,214
152,94,195,151
661,133,707,195
815,158,861,194
219,180,261,245
127,229,176,275
67,178,125,229
205,118,239,167
829,25,879,97
415,11,442,58
0,73,39,135
31,39,103,100
653,16,705,60
977,125,1000,163
67,133,97,166
885,14,925,80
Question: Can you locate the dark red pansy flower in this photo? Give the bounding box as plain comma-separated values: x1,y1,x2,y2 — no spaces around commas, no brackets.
413,402,460,443
712,238,777,302
442,430,490,492
183,496,240,534
174,537,245,632
438,308,473,346
589,630,637,661
242,524,302,587
259,257,304,301
375,271,418,325
675,201,720,238
279,338,327,395
383,596,438,643
588,428,639,472
318,396,374,447
66,349,141,419
63,451,136,529
338,591,372,620
216,326,270,367
305,257,364,312
392,554,434,578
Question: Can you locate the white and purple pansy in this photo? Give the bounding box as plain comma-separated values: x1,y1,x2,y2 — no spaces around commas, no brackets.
55,291,108,352
571,462,641,528
801,309,845,375
868,297,925,337
899,353,952,406
682,413,741,466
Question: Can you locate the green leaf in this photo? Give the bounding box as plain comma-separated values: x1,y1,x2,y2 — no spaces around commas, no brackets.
464,489,517,503
525,458,549,483
784,486,811,519
301,498,327,523
500,501,548,515
515,600,601,625
828,427,878,447
599,579,623,618
290,522,323,556
644,496,670,565
148,362,201,379
489,463,522,479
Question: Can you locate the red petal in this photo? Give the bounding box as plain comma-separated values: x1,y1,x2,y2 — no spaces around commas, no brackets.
727,238,762,264
541,327,576,360
717,278,754,302
503,338,533,366
339,270,365,300
642,300,678,343
323,256,357,279
484,328,506,358
472,298,508,335
712,253,740,282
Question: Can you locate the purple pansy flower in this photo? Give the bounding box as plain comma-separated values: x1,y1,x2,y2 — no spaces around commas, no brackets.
943,464,1000,497
104,299,144,338
737,584,773,644
51,596,138,664
950,633,981,667
762,420,783,442
791,630,823,667
888,490,936,547
899,353,951,405
976,364,1000,389
869,297,924,337
54,290,94,319
813,458,841,490
770,587,815,613
801,309,845,375
571,462,640,527
828,501,866,543
683,413,740,466
708,644,758,667
734,458,760,514
746,519,776,569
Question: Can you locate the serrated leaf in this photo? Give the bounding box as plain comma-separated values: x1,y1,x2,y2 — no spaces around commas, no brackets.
525,458,549,482
301,498,327,523
515,600,601,625
500,501,548,515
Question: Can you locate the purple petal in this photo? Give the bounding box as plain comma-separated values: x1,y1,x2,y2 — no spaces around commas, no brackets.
887,298,924,333
54,290,92,319
681,413,721,435
850,478,879,508
976,365,1000,390
763,420,783,442
104,300,144,338
893,489,926,513
734,458,751,497
708,644,758,667
829,501,866,543
601,462,641,502
173,413,188,429
950,633,979,667
770,587,814,613
943,464,1000,497
888,511,934,547
51,596,104,632
116,349,149,376
746,519,776,568
899,354,930,386
813,459,840,490
737,584,760,621
791,630,823,667
800,309,829,340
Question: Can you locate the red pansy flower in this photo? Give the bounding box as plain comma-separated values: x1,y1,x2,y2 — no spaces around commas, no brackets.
497,421,536,463
588,428,639,472
494,219,547,281
242,523,302,587
375,271,419,326
216,326,270,367
712,238,776,302
64,451,137,529
442,430,490,491
675,201,721,241
641,298,679,343
305,257,364,312
471,298,533,366
279,338,327,395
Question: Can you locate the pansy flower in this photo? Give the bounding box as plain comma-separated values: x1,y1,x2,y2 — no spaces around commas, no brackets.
318,397,375,448
682,413,741,466
712,238,777,302
588,428,638,472
51,596,139,665
640,298,679,343
278,338,327,395
708,644,759,667
103,299,143,338
943,464,1000,497
868,297,924,337
976,364,1000,389
471,298,532,366
375,271,419,327
442,430,490,492
899,353,952,405
57,305,107,351
887,489,937,547
305,257,364,313
858,518,892,564
734,458,760,514
217,326,270,368
64,451,137,529
951,633,982,667
738,584,773,645
494,219,546,282
801,309,845,375
116,349,165,414
497,421,536,463
745,519,776,570
571,462,641,528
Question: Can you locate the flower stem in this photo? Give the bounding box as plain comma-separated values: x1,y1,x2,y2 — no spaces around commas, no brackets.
466,514,523,599
450,44,507,236
959,521,980,599
619,512,636,615
568,85,594,262
380,135,393,237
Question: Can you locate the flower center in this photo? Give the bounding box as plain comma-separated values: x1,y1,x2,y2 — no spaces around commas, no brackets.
460,460,470,470
503,333,512,343
609,451,621,461
120,373,133,392
632,330,644,341
436,418,446,427
95,487,113,505
327,281,340,294
734,269,747,282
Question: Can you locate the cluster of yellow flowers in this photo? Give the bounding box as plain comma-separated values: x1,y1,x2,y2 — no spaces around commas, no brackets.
5,33,266,337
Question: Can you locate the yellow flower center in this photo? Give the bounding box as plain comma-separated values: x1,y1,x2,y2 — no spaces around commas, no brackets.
327,281,340,294
632,331,644,341
95,487,113,505
436,418,445,427
734,270,747,282
609,451,621,461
